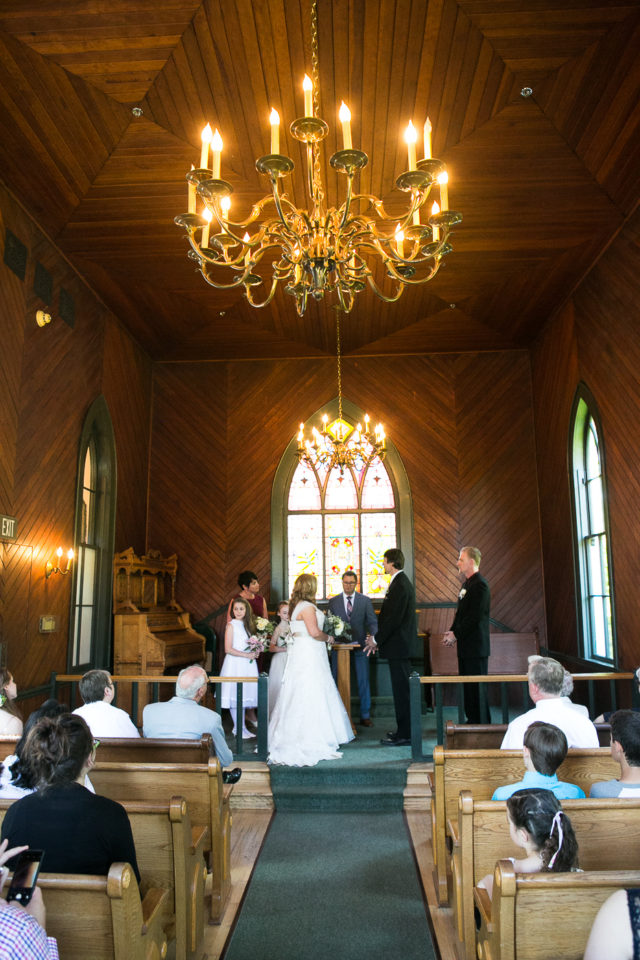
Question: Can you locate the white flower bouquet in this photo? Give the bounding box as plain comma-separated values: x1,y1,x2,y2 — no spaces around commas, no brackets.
322,613,353,650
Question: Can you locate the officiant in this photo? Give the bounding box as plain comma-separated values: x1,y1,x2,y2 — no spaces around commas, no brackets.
328,571,378,727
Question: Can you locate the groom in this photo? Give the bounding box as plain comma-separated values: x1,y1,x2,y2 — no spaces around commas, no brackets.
365,549,416,746
328,571,378,726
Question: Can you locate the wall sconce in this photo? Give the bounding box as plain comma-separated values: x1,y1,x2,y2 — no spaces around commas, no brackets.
45,547,74,579
36,310,52,327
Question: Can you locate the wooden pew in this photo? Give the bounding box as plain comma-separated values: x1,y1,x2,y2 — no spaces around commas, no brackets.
0,795,207,960
0,737,19,762
96,735,213,764
475,861,640,960
37,863,169,959
430,633,539,678
445,721,611,749
124,796,207,960
429,745,618,905
454,793,640,960
91,757,231,924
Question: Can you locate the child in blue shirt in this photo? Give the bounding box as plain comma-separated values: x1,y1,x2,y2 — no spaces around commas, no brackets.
492,720,585,800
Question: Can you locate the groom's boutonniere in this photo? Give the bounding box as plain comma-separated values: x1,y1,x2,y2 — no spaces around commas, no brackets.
458,587,467,600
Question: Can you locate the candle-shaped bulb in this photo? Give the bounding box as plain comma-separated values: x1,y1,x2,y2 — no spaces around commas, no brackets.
200,123,212,168
201,207,213,248
220,195,231,219
188,164,196,213
438,170,449,211
395,225,405,258
269,108,280,154
423,117,432,159
56,547,63,559
243,232,251,267
339,101,352,150
431,201,440,242
404,120,417,170
303,74,313,116
67,549,74,560
211,128,223,179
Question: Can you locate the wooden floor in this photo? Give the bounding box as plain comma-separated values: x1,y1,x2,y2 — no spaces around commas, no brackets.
204,761,458,960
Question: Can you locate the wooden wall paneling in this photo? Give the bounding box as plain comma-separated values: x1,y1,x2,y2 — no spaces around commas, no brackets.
529,302,580,657
102,318,153,556
454,352,546,639
146,363,229,621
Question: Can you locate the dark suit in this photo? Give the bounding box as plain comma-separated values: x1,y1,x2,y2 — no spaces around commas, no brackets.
328,591,377,720
451,571,491,723
375,570,416,739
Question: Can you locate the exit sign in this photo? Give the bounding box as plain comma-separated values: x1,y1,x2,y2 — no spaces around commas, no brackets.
0,515,17,540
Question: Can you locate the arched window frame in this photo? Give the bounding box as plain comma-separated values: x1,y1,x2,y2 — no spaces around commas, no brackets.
69,395,117,670
271,397,413,602
569,384,617,665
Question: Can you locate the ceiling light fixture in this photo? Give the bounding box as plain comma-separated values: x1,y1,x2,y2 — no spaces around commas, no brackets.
175,0,462,316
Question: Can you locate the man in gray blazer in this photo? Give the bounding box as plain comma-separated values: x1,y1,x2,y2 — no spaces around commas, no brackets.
329,571,378,726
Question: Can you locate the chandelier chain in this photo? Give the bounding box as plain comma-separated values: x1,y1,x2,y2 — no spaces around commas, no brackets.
336,311,343,422
310,0,324,211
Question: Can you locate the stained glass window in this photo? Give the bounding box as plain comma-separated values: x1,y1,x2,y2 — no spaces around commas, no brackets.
286,454,398,599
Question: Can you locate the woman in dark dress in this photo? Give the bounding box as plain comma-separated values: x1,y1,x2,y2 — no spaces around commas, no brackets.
1,713,140,881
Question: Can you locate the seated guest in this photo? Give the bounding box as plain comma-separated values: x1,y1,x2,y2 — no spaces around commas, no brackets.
478,788,579,898
1,700,71,799
590,709,640,797
500,656,599,749
1,714,140,881
72,669,140,738
0,668,23,737
0,838,59,959
142,665,240,783
584,887,640,960
492,721,585,800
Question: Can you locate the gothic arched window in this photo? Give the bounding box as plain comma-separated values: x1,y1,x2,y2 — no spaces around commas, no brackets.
569,386,616,663
271,400,413,602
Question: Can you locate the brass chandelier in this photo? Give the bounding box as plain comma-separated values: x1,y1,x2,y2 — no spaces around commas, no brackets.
175,0,462,317
296,311,386,474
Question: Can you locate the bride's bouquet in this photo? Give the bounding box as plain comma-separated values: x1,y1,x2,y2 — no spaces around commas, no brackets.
322,612,353,651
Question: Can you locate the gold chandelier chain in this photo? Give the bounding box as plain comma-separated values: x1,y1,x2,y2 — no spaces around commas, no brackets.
336,310,343,422
310,0,324,212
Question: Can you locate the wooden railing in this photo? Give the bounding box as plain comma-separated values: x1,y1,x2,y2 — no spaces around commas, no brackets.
409,671,639,761
51,671,269,761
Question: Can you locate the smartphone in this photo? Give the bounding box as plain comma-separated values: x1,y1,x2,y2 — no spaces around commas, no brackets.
6,850,44,905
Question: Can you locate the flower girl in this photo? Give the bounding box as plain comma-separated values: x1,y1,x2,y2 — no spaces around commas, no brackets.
220,597,259,738
268,601,291,717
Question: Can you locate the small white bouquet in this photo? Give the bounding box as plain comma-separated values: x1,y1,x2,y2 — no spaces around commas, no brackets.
254,616,275,639
322,613,353,651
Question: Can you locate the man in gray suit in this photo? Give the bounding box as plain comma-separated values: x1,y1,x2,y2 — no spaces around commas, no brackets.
328,571,377,727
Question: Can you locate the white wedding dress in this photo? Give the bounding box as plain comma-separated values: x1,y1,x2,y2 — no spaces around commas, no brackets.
268,601,354,766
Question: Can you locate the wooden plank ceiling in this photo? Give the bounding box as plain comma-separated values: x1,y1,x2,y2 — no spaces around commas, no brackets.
0,0,638,361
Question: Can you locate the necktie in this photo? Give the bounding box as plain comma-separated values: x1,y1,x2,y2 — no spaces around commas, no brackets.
346,597,353,621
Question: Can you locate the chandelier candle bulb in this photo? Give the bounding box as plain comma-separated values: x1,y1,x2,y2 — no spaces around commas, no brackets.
201,208,213,248
339,101,352,149
423,117,432,159
303,74,313,116
270,108,280,154
243,233,251,266
412,200,420,226
188,165,196,214
200,123,212,168
395,226,405,259
431,201,440,241
438,171,449,211
404,120,417,170
211,129,223,179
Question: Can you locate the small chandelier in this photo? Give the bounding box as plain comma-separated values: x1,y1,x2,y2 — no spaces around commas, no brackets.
174,0,462,317
296,312,386,474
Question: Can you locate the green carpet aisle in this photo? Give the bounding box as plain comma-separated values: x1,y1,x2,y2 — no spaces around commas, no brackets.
222,812,437,960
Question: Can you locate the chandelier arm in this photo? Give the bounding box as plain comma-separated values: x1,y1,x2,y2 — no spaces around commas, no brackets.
198,262,250,290
244,275,280,308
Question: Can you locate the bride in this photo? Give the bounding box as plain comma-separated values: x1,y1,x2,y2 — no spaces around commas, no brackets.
268,573,354,766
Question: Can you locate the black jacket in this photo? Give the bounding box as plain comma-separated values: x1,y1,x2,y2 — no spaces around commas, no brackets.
376,571,416,660
451,572,491,658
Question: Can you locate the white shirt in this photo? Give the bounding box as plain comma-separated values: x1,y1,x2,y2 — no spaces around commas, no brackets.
73,700,140,738
501,697,599,749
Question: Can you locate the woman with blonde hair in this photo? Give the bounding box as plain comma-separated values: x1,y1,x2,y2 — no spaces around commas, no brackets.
0,668,22,737
268,574,354,766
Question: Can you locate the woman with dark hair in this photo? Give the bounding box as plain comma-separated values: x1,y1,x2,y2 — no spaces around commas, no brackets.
0,699,69,798
0,668,23,736
478,787,579,897
226,571,268,621
1,714,140,881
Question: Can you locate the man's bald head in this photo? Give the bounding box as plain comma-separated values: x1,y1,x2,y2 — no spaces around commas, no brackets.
176,665,208,700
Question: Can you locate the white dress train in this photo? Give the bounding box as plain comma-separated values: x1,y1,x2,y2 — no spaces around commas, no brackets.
268,601,354,766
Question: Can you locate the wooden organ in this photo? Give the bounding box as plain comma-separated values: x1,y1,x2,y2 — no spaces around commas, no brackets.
113,548,205,679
